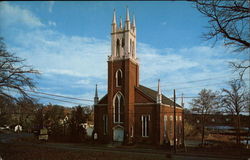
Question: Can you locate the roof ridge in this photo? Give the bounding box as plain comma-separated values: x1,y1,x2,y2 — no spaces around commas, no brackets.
97,94,107,103
136,85,156,102
138,84,182,108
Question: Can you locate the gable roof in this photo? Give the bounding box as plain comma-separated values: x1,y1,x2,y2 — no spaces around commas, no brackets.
137,85,182,108
97,94,107,104
96,85,182,108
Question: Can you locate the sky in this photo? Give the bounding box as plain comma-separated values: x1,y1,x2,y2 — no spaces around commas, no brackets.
0,1,248,108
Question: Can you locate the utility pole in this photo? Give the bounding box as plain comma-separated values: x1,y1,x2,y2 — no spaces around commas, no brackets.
18,104,21,133
41,105,44,129
173,89,176,153
181,93,186,151
247,105,250,148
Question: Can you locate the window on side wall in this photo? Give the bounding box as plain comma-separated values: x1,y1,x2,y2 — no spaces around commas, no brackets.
164,115,167,137
116,69,122,87
103,115,108,135
141,115,150,137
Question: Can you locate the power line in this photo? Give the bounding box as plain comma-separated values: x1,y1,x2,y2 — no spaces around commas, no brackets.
23,89,94,102
28,93,90,106
169,96,199,99
164,82,227,91
164,78,250,91
149,74,241,88
2,88,91,106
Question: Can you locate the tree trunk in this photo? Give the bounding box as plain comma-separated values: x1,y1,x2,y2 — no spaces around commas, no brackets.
247,109,250,146
201,114,205,147
236,113,241,145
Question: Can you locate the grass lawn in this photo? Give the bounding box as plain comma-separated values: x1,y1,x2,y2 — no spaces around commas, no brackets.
0,142,167,160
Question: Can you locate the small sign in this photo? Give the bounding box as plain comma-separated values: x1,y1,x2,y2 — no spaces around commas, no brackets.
38,135,48,140
40,128,48,135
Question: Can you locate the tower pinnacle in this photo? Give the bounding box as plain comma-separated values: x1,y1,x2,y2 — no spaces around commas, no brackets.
125,7,131,30
112,9,117,33
132,15,136,28
94,84,99,105
112,9,116,24
119,16,123,29
126,6,130,21
181,93,184,107
157,79,162,104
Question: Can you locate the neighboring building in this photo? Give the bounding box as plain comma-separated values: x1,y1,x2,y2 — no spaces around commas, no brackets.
185,113,250,128
80,123,94,137
94,8,184,145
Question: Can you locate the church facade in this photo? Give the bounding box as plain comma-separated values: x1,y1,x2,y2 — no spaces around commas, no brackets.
94,9,184,145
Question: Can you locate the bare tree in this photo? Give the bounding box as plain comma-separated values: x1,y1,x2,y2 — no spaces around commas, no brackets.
195,0,250,78
221,79,246,145
0,38,39,101
190,89,219,146
0,95,14,126
244,91,250,146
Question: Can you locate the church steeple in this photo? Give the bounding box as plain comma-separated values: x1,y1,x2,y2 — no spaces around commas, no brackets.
94,84,99,105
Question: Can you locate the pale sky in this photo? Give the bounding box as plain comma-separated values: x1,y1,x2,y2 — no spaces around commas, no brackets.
0,1,248,107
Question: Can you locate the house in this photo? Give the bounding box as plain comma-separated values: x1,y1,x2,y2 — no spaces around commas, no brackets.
93,8,184,145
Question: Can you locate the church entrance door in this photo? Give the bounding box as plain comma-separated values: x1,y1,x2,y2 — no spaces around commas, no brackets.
113,126,124,142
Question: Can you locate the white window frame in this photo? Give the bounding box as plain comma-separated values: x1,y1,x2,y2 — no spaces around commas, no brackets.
103,114,108,135
115,69,123,87
169,115,173,136
141,115,150,137
170,115,173,121
164,115,167,137
113,92,124,124
131,126,134,138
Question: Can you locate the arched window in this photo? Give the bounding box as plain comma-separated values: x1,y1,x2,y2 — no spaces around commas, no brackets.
116,39,120,57
120,95,124,122
169,115,173,137
132,41,135,58
114,96,119,122
116,69,122,87
122,38,125,48
130,39,132,54
141,115,150,137
164,115,167,137
113,92,124,123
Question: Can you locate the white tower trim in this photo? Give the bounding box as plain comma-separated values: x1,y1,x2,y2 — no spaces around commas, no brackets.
157,79,162,104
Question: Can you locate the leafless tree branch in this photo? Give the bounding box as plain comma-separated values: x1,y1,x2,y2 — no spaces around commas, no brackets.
220,79,247,144
0,38,40,101
195,0,250,77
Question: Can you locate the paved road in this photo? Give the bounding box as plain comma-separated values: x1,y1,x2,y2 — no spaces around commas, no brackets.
0,131,32,143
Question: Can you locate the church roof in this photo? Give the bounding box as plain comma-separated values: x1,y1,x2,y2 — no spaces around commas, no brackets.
96,85,182,108
137,85,182,108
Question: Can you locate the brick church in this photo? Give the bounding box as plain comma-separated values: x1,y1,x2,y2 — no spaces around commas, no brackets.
94,8,184,145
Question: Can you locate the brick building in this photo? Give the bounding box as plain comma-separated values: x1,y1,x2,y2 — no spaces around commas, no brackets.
94,8,184,145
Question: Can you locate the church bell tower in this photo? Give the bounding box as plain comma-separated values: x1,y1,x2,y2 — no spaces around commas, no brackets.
109,8,137,62
107,8,139,144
